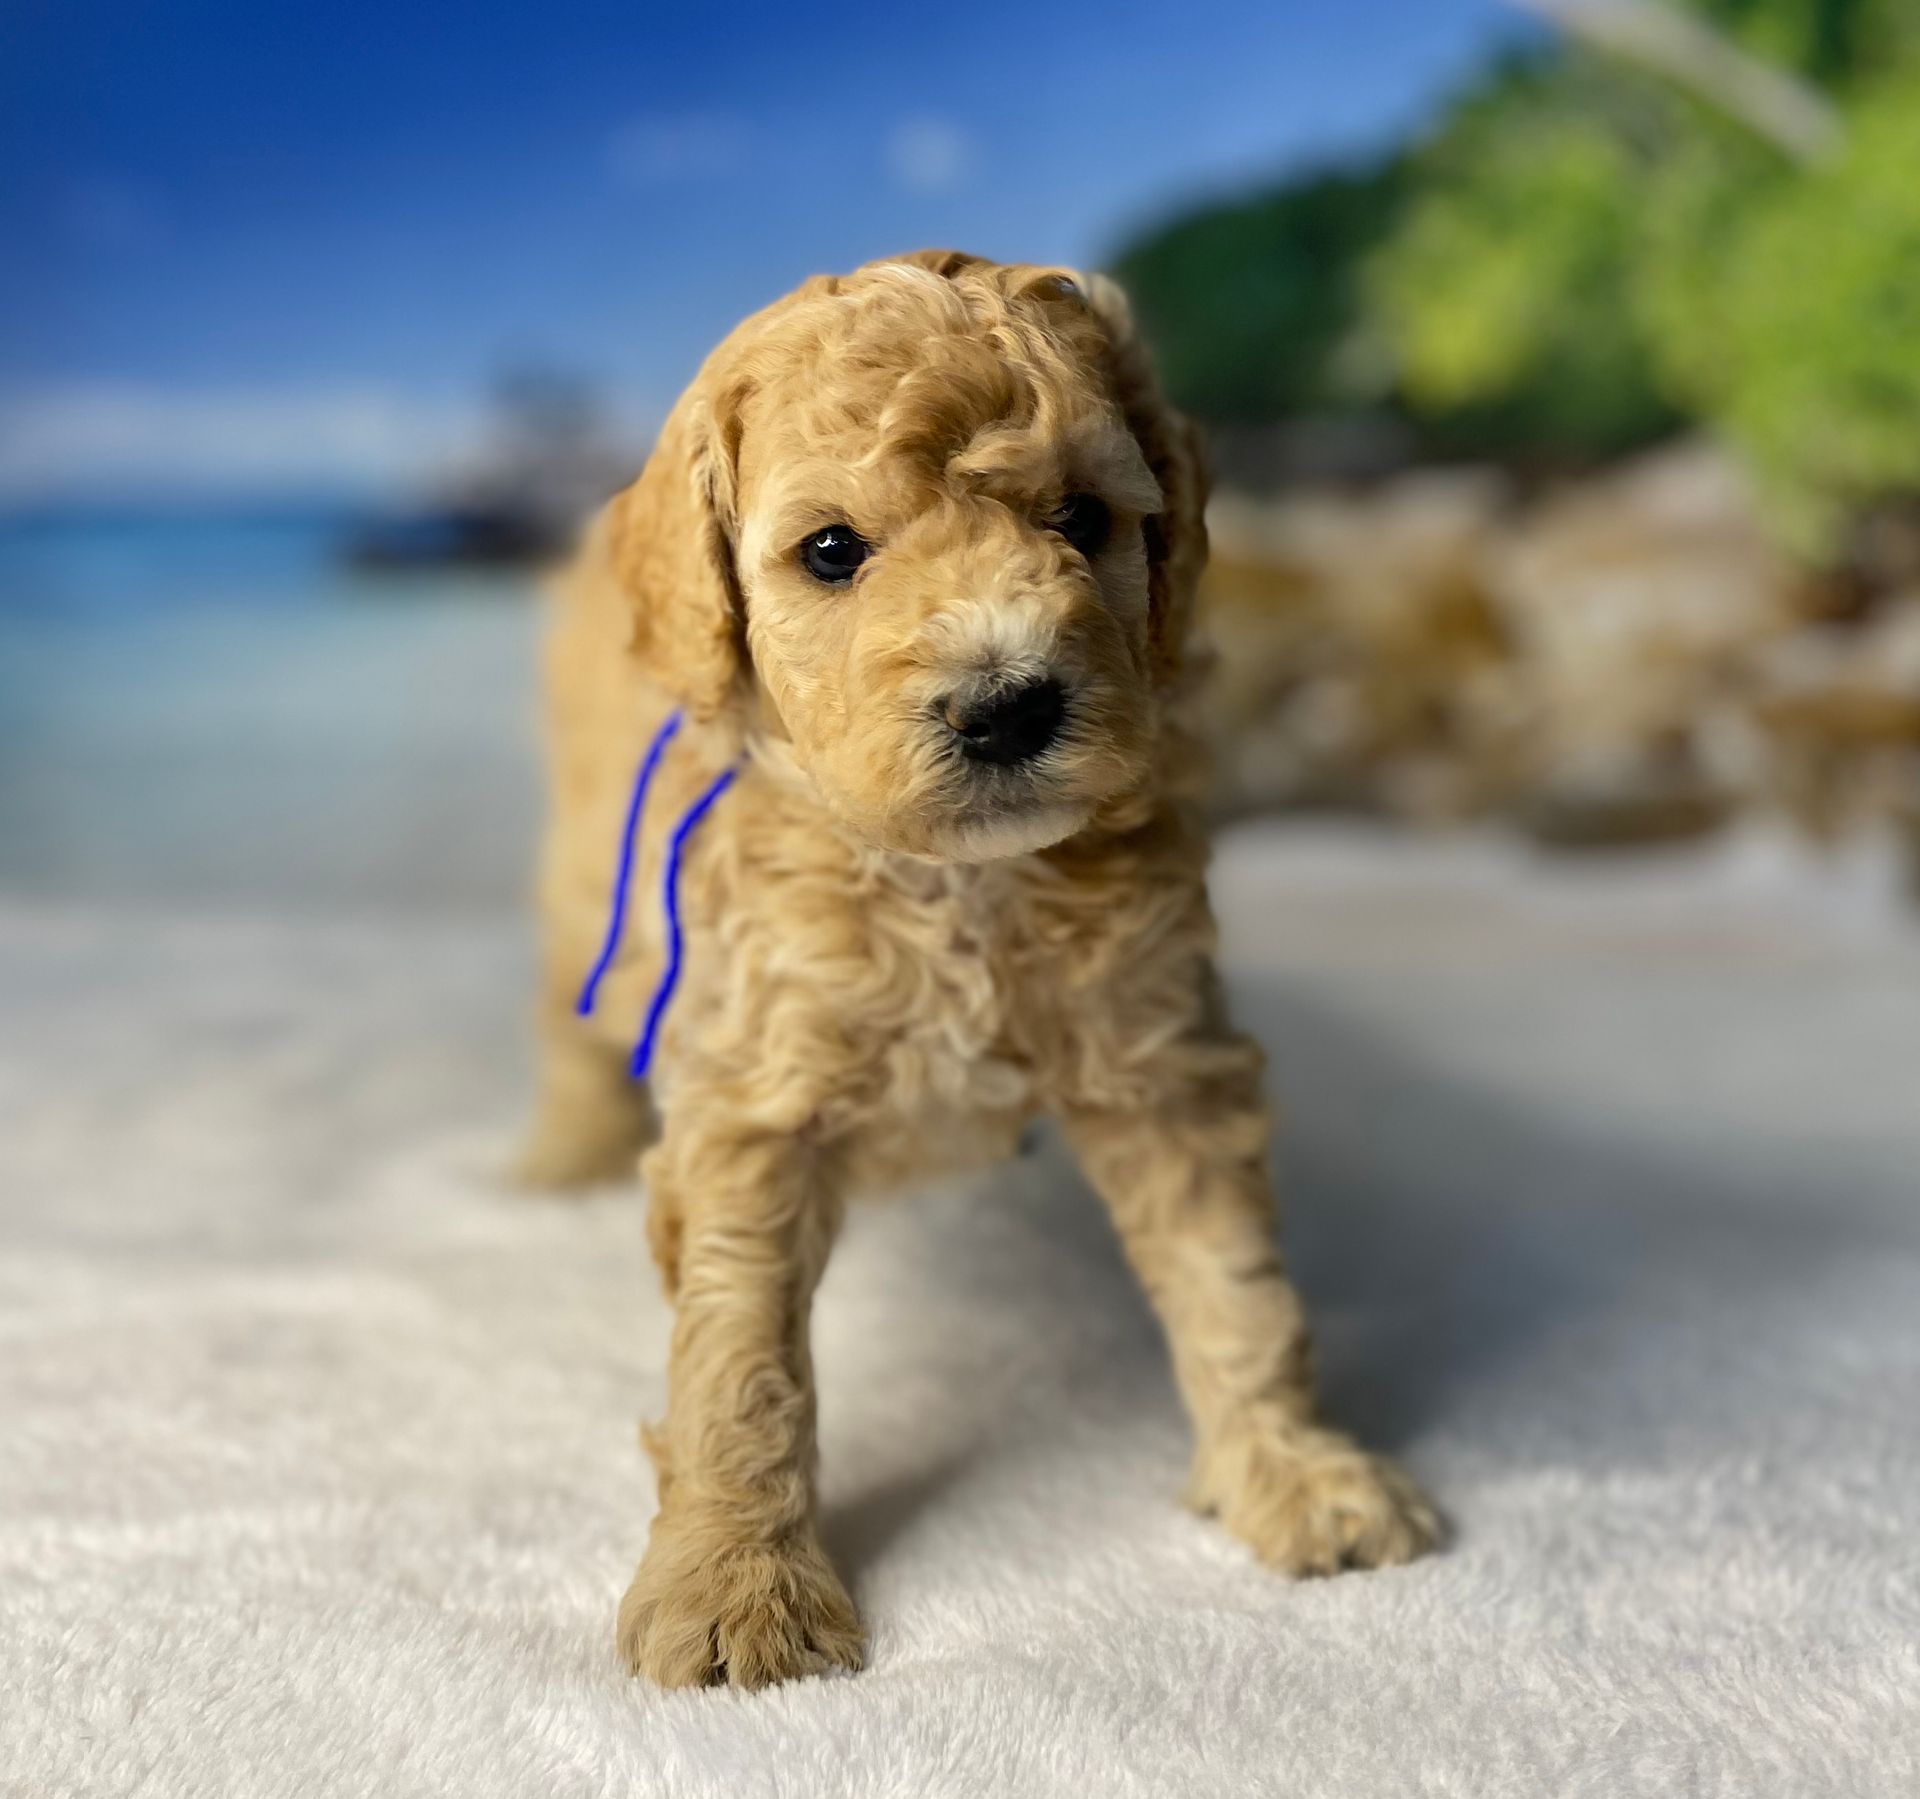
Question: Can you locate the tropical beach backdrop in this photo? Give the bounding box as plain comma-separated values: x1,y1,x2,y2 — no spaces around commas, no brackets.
12,12,1920,1787
5,0,1919,906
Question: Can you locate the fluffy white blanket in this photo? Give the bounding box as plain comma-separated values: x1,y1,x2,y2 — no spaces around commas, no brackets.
4,830,1916,1798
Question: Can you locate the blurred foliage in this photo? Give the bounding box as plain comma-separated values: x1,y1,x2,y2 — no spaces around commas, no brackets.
1112,0,1920,544
1668,73,1920,540
1364,53,1683,458
1689,0,1920,83
1111,164,1406,424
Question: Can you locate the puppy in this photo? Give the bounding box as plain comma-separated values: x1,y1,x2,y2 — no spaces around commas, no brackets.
520,251,1438,1689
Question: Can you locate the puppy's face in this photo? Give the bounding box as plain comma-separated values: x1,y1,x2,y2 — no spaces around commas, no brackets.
621,256,1203,862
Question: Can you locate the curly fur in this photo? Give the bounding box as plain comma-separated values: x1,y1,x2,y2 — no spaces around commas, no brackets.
517,251,1439,1689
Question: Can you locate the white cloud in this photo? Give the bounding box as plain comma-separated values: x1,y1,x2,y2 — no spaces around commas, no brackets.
886,117,971,194
607,113,750,186
0,385,487,503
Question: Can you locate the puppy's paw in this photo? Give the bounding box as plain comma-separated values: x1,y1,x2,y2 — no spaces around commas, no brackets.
1194,1422,1441,1577
618,1517,865,1690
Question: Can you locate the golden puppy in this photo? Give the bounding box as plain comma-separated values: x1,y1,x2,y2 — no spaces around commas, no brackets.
520,250,1438,1689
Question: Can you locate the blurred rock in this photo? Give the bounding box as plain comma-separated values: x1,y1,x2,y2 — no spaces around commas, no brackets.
1203,469,1514,822
1487,444,1804,844
1748,603,1920,849
1198,440,1920,886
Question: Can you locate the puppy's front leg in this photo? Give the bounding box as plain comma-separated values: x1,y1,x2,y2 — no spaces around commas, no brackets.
618,1098,862,1688
1063,1036,1439,1576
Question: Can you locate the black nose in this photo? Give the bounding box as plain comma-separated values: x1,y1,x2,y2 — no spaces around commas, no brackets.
946,678,1066,766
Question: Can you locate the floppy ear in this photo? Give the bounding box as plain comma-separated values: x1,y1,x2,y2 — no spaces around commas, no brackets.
606,375,746,721
1078,273,1210,685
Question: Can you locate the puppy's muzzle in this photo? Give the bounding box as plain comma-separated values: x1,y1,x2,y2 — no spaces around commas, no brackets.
944,677,1065,767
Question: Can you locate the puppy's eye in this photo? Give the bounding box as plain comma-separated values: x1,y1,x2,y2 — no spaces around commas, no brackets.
799,524,870,584
1046,493,1111,558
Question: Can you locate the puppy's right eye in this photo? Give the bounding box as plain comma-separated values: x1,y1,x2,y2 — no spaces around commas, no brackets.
800,525,870,585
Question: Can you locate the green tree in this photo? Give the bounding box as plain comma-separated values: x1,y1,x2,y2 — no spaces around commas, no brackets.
1112,161,1406,426
1111,0,1920,536
1363,53,1681,458
1688,0,1920,86
1702,73,1920,539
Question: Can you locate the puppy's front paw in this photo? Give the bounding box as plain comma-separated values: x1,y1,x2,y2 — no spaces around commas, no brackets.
618,1514,865,1689
1194,1422,1441,1577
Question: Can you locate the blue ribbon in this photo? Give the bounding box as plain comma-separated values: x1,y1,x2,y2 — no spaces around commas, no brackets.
574,707,740,1080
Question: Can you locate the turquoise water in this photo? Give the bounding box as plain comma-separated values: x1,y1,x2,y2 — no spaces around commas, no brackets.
1,508,335,608
0,512,543,914
0,507,541,616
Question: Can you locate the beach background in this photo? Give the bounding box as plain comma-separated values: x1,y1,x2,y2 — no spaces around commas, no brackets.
0,510,538,913
4,4,1919,1795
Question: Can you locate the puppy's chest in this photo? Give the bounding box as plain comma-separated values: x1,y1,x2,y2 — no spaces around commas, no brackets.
766,855,1059,1138
869,857,1041,1062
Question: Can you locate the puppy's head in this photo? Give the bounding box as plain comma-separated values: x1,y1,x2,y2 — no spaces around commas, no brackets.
610,251,1206,861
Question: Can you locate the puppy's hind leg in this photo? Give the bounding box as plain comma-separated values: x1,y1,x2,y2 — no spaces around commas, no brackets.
511,984,655,1191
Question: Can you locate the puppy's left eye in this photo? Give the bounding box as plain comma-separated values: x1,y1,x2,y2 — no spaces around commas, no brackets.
1046,493,1111,558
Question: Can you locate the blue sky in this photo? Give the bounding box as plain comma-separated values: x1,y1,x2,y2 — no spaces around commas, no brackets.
1,0,1526,499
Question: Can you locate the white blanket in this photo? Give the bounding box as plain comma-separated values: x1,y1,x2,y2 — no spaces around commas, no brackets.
4,829,1916,1799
